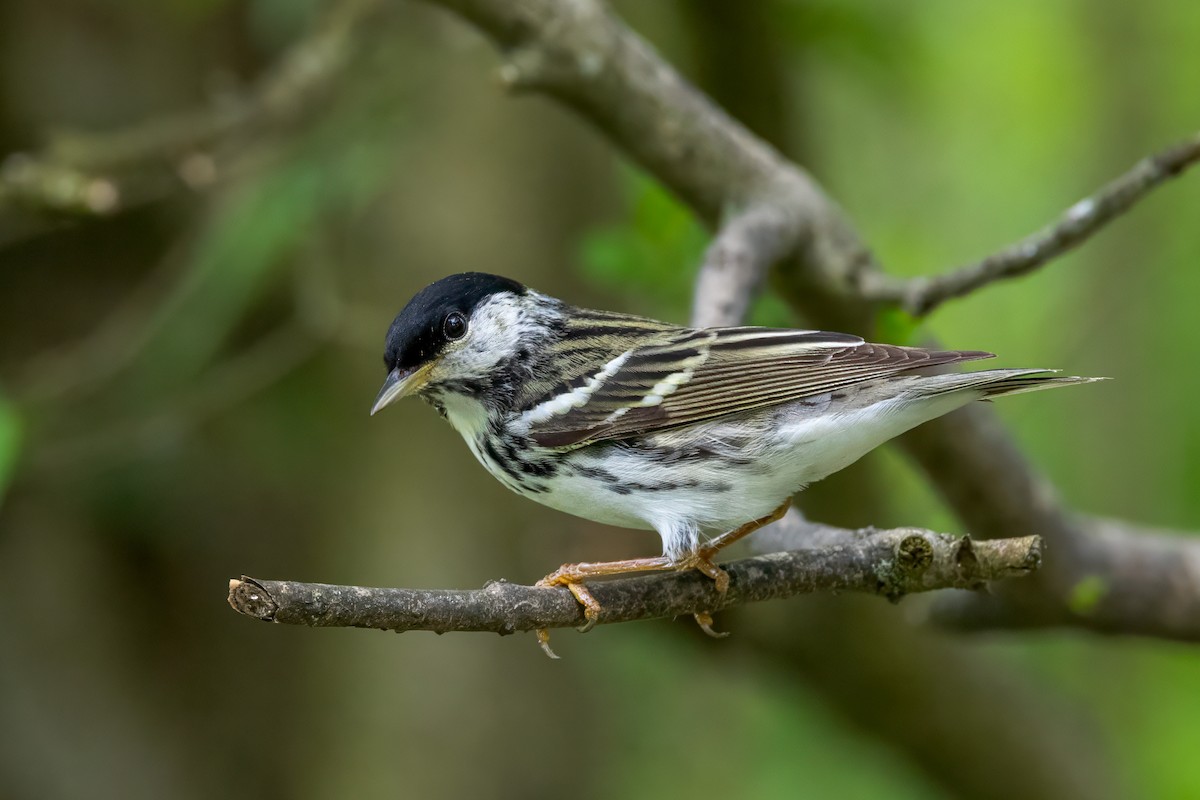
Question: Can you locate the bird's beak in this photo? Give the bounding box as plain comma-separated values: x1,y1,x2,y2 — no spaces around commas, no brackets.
370,363,433,416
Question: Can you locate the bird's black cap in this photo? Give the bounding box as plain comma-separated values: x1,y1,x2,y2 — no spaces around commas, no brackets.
383,272,526,371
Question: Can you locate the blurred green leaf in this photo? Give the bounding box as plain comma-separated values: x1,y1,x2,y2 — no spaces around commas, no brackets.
1067,575,1109,616
579,167,707,320
130,77,406,398
874,305,921,345
138,162,332,389
0,389,22,507
747,290,797,328
773,0,915,77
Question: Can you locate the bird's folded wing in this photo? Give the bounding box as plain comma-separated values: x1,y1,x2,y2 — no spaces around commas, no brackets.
521,326,992,448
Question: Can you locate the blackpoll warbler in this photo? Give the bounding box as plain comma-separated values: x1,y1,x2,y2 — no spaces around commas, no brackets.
372,272,1100,655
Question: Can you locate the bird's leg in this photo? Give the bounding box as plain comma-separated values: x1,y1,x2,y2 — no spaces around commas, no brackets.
697,499,792,570
678,498,792,636
534,555,674,657
532,501,791,655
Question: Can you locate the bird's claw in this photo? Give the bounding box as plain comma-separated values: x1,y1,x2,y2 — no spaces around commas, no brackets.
534,570,604,658
693,610,730,639
535,628,560,659
678,555,732,638
571,584,601,633
678,553,730,594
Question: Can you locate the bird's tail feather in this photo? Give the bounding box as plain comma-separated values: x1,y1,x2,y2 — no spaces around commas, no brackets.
919,369,1108,399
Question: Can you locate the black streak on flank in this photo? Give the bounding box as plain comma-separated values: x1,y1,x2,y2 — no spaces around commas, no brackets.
502,438,558,479
482,436,527,488
571,460,731,495
615,440,757,468
572,463,620,484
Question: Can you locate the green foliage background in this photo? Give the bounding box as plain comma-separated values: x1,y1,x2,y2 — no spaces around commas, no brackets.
1,1,1198,798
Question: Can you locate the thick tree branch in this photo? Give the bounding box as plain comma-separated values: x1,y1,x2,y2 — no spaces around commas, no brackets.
859,131,1200,316
229,528,1041,633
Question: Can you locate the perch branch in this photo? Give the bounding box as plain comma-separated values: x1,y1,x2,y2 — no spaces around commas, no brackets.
859,131,1200,316
229,528,1042,634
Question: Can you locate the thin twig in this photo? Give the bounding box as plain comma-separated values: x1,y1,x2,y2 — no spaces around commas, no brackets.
229,528,1042,634
859,132,1200,316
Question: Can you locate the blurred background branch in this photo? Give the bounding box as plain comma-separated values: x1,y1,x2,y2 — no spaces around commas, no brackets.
689,203,793,327
931,514,1200,639
0,0,380,239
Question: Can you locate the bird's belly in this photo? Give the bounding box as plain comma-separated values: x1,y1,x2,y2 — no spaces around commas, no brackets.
537,444,789,534
459,431,655,529
454,388,975,559
468,433,784,533
525,472,657,530
464,426,817,559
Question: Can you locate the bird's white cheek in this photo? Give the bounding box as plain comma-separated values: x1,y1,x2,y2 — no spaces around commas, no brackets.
427,339,490,382
424,355,456,386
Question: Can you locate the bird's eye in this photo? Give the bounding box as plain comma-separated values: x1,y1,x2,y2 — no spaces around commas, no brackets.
443,311,467,340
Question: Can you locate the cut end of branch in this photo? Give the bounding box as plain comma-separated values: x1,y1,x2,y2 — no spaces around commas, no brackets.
228,577,279,622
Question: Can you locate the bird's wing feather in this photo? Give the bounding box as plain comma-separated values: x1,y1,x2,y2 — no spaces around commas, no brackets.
521,325,993,448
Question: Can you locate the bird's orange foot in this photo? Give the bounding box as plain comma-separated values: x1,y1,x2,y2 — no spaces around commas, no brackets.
676,551,731,593
536,569,603,632
693,610,730,639
534,567,603,659
531,555,675,658
676,499,792,639
674,552,732,637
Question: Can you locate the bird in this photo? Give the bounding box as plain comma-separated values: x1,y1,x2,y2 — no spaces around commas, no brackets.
371,272,1101,656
